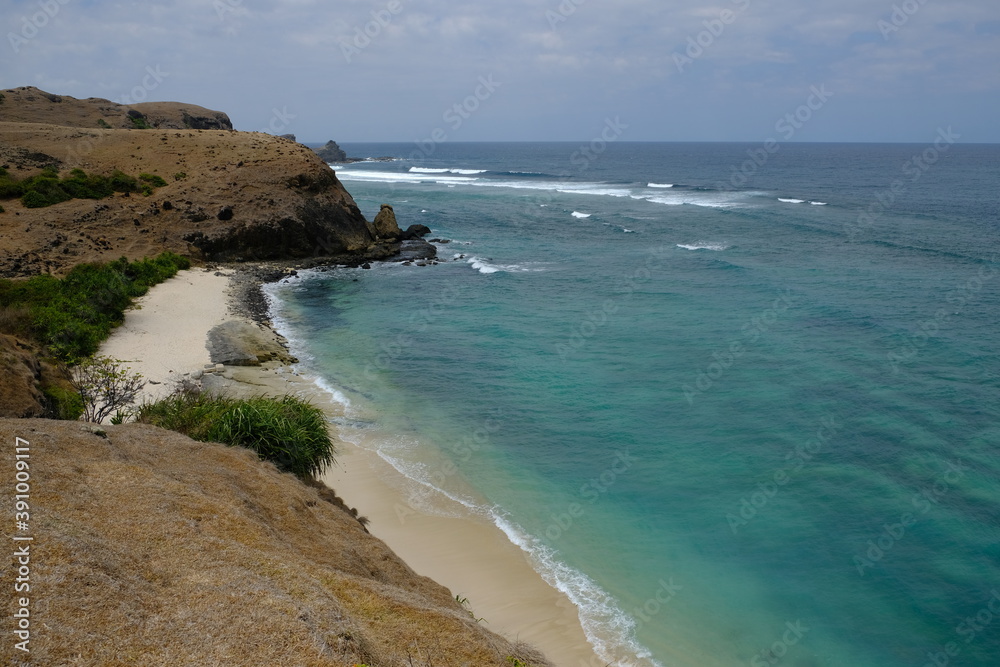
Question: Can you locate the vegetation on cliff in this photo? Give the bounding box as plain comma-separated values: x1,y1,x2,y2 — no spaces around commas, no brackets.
0,165,166,208
137,391,336,478
0,251,189,361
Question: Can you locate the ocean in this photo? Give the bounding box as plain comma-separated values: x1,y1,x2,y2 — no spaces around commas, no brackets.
265,141,1000,666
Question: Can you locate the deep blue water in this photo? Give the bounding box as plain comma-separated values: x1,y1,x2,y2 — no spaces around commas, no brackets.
267,142,1000,666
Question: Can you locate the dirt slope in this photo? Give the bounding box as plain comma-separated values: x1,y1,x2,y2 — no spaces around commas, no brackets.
0,419,550,666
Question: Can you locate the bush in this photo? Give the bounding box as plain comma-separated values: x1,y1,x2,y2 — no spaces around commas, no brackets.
0,252,190,361
97,119,111,128
0,167,166,209
0,204,4,213
72,356,145,423
139,173,167,188
137,392,336,478
43,385,85,421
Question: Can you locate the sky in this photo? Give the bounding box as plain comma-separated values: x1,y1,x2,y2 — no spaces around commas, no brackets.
2,0,999,143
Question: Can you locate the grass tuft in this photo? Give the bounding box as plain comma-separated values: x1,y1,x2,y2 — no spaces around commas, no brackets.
137,391,336,478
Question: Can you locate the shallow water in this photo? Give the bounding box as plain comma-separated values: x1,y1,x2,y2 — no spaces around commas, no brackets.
268,142,1000,666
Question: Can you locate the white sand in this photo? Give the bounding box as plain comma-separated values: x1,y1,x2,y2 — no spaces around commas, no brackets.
98,268,604,667
100,268,235,402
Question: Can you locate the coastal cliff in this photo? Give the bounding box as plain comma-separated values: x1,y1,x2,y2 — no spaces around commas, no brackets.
0,419,549,666
0,87,399,277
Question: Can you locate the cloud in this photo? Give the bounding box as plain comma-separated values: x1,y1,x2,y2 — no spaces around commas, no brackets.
1,0,998,141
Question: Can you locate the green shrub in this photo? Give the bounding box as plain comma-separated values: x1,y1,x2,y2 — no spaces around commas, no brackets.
0,252,190,361
129,115,151,129
109,170,138,193
138,392,336,478
97,119,111,128
43,385,84,420
0,204,4,213
0,167,166,208
138,173,167,187
173,171,187,181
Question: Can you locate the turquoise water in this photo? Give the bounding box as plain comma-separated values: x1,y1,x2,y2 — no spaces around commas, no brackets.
267,142,1000,666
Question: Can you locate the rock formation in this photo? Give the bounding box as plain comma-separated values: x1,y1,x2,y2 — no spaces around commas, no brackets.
314,139,348,163
372,203,403,241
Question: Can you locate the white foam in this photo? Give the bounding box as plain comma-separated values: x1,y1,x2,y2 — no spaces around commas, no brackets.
810,201,828,206
623,228,635,233
633,192,747,209
677,242,729,251
778,198,805,204
336,169,477,185
558,187,631,197
468,257,500,274
491,513,664,667
572,211,591,218
647,183,674,188
409,167,489,175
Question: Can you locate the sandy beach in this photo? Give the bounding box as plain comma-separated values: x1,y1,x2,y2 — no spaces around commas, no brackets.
99,267,602,667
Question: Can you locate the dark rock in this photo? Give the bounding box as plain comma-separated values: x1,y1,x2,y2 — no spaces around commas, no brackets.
428,238,450,244
313,140,348,163
177,109,233,130
162,201,173,210
361,263,371,270
394,239,438,263
401,223,432,240
372,204,403,241
217,205,234,221
278,134,296,142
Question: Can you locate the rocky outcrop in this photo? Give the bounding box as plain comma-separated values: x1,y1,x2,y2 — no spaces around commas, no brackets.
402,223,432,240
0,116,405,275
372,203,403,241
314,139,348,163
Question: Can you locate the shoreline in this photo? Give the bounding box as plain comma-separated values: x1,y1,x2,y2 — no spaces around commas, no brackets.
99,266,604,667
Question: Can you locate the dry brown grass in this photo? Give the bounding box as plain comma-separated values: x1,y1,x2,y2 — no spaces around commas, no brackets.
0,419,551,666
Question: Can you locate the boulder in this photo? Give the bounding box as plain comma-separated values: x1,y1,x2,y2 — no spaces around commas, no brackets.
402,223,431,240
372,204,403,241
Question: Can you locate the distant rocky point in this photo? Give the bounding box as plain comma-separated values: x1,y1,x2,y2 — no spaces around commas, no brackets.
312,139,396,164
314,139,348,163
